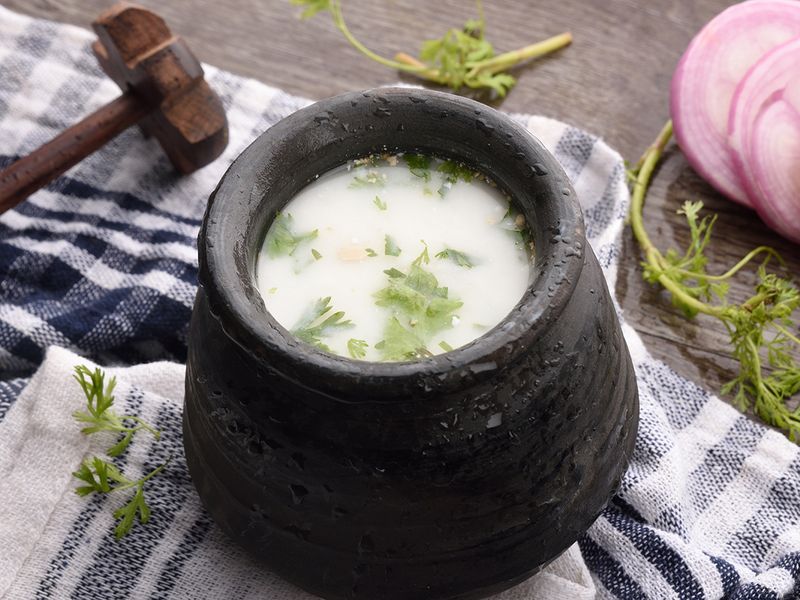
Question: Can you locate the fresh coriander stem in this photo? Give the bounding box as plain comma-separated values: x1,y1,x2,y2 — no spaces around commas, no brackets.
126,416,161,439
476,0,486,26
774,323,800,347
111,458,171,493
467,32,573,77
629,120,673,260
329,0,427,73
669,246,782,282
393,52,447,83
395,34,573,85
83,417,159,439
628,120,719,317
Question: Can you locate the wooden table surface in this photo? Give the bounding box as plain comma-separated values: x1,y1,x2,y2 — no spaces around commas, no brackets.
3,0,799,419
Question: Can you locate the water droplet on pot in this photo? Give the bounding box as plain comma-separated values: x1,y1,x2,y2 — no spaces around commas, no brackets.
530,163,548,176
289,484,308,505
487,412,503,428
476,118,494,135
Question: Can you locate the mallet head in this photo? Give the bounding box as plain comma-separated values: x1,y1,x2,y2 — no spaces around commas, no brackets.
91,2,228,174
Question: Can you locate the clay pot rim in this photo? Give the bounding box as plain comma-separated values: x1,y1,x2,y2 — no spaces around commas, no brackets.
199,87,585,398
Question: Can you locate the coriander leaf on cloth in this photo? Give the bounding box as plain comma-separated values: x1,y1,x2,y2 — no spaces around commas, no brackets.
0,5,799,600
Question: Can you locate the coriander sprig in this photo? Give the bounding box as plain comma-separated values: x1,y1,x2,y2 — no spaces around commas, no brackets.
290,0,571,97
73,456,170,539
71,364,168,539
292,296,354,352
629,121,800,440
72,365,160,457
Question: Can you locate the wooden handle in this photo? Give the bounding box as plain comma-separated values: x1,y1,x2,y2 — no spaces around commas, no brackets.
0,93,150,213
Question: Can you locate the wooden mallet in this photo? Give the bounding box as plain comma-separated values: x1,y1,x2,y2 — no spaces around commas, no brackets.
0,2,228,213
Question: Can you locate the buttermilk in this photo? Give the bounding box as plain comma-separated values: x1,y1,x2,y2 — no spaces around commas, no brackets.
256,153,533,362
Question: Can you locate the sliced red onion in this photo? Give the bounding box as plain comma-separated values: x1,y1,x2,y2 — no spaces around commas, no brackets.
729,37,800,244
670,0,800,206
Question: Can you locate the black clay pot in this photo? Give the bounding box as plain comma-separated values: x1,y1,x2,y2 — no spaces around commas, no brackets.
183,88,638,600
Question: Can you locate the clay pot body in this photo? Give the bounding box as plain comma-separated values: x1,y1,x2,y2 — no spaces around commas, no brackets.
183,88,638,600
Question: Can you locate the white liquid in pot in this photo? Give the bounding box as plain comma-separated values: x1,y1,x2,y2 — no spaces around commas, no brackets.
255,154,533,362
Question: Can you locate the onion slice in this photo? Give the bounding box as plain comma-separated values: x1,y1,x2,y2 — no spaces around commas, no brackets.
729,37,800,244
670,0,800,206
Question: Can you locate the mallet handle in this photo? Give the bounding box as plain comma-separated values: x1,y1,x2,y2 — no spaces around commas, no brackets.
0,93,149,214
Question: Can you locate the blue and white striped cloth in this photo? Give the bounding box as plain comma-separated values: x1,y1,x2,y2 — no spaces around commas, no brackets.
1,6,799,599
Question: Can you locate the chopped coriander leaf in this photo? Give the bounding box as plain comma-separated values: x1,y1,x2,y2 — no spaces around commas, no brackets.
435,247,475,268
375,317,432,361
384,235,402,257
373,195,387,210
384,267,406,279
265,212,319,257
349,170,386,188
268,287,278,294
347,338,369,359
365,248,378,257
438,159,475,184
374,246,463,361
291,297,354,351
437,160,475,197
404,154,432,181
439,341,454,352
412,242,430,266
311,248,322,260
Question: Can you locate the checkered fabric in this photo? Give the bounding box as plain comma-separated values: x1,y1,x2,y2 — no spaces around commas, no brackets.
1,5,799,600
